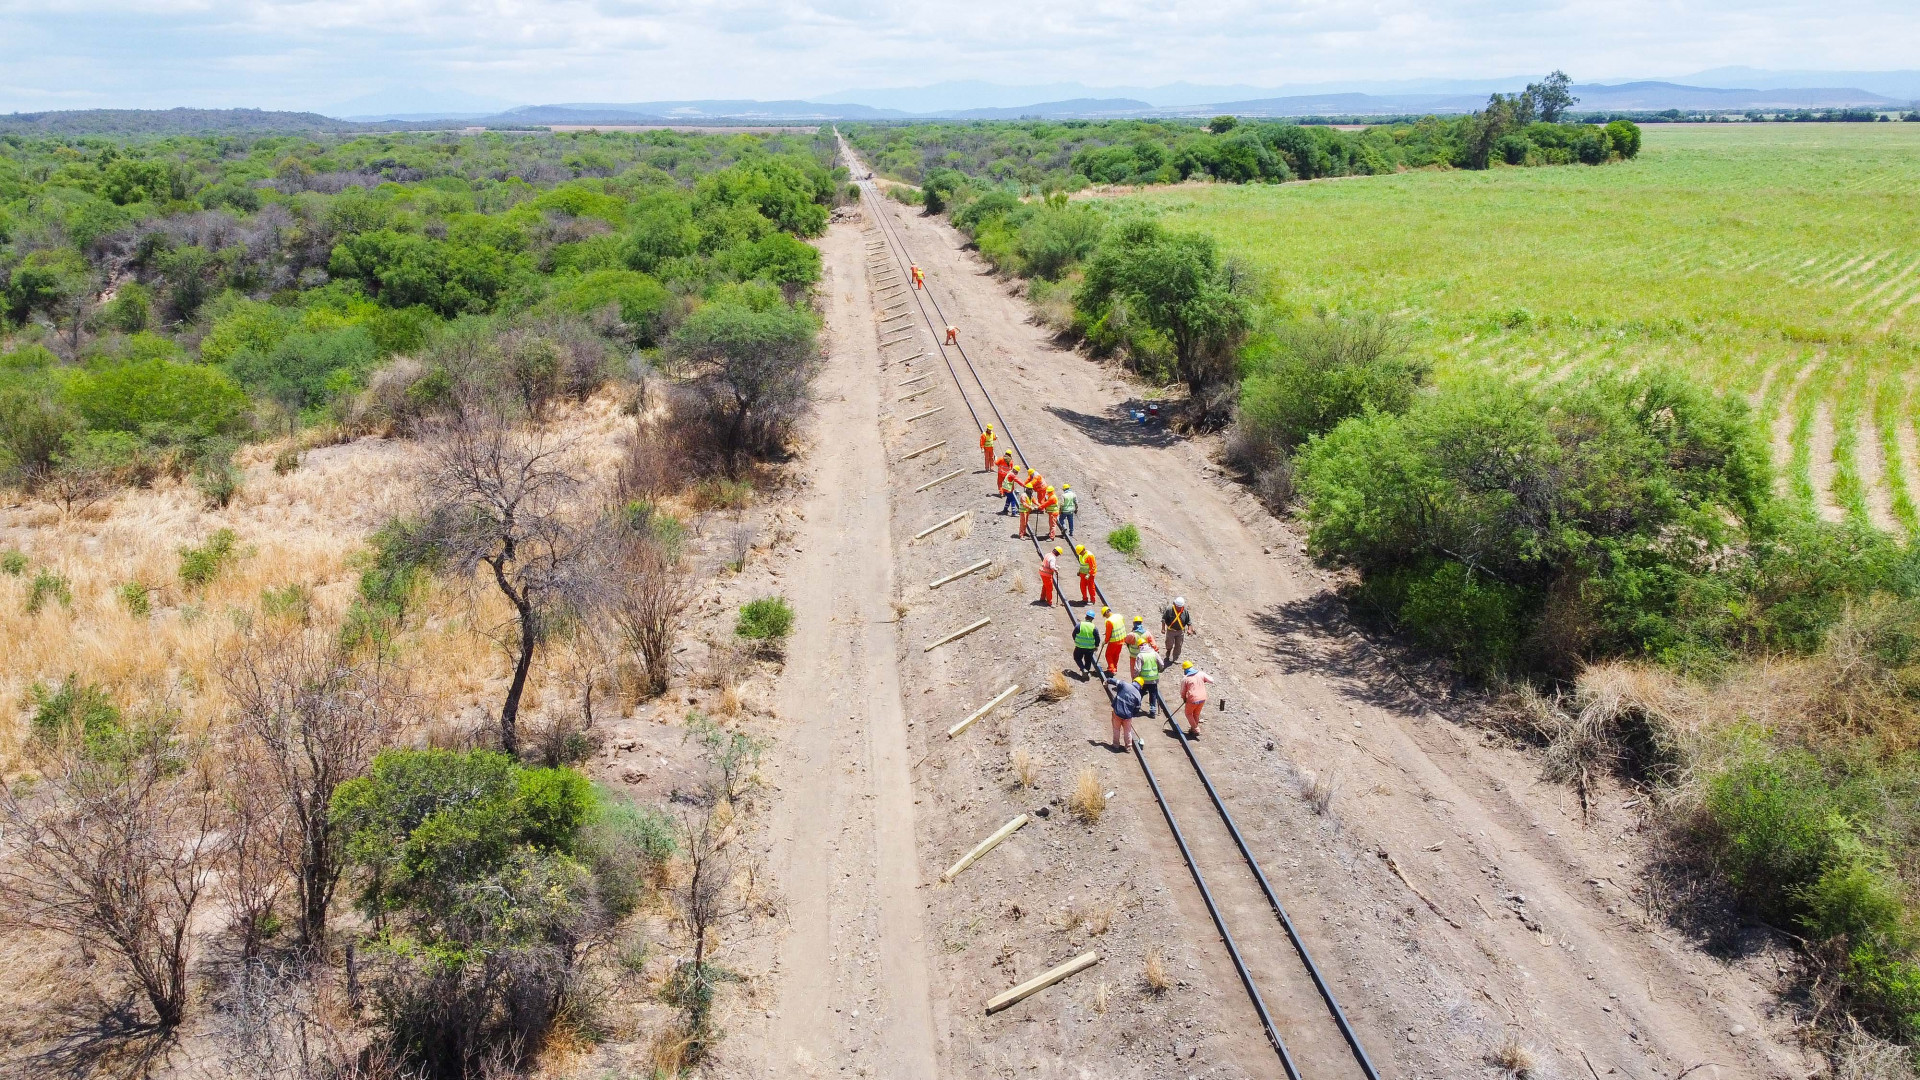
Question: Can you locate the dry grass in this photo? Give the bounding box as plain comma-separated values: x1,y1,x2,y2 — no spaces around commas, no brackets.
1038,671,1071,702
1489,1035,1535,1077
1143,947,1170,993
1093,979,1110,1014
1300,769,1337,816
984,561,1004,580
1080,899,1115,936
1067,767,1106,824
1009,746,1038,789
1834,1023,1919,1080
951,514,973,539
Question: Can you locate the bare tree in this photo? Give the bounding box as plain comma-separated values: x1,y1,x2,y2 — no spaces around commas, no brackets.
0,720,221,1031
419,411,602,753
224,625,407,951
607,532,692,699
668,803,748,1060
220,747,290,961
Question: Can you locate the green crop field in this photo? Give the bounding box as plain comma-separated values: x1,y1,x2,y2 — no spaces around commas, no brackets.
1117,124,1920,531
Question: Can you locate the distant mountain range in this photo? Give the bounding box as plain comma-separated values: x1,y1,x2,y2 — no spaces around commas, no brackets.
4,75,1913,136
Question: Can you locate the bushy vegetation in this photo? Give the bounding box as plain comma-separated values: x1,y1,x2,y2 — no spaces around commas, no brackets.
734,595,793,643
1,128,843,495
845,82,1638,191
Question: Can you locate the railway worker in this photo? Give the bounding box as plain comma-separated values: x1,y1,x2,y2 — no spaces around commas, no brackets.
1072,610,1101,676
995,451,1016,497
1017,484,1040,538
1039,546,1063,606
1102,607,1127,674
1039,485,1060,540
1057,483,1078,538
1160,597,1196,664
1136,637,1164,714
1102,672,1146,749
1178,660,1215,738
1074,544,1098,604
980,425,997,471
1124,618,1148,677
911,264,925,289
945,325,959,345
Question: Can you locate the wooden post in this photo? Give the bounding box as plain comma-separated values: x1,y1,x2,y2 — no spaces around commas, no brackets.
940,813,1028,882
900,440,946,460
905,406,945,422
985,952,1100,1014
928,559,991,589
946,683,1019,738
924,616,990,652
915,467,967,492
897,386,936,403
913,511,969,539
897,374,929,386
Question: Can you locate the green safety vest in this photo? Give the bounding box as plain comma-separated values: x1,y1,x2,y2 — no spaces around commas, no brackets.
1074,620,1100,648
1058,490,1077,513
1138,649,1161,681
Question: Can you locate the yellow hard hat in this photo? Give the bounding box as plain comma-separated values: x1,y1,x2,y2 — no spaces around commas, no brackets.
1100,606,1109,615
1053,546,1063,554
1134,677,1145,686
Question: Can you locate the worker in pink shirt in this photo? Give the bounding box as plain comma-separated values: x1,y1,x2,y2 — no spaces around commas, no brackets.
1177,660,1215,738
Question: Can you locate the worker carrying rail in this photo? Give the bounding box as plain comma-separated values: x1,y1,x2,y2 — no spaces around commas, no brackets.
1178,660,1215,738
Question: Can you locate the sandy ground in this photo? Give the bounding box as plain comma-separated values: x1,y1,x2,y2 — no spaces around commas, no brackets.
720,139,1826,1080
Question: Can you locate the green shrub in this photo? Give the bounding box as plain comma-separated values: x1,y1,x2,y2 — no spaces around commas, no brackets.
224,325,381,412
27,675,122,752
546,269,673,346
26,569,70,613
117,581,151,617
192,444,242,508
735,596,794,641
1107,523,1142,556
575,784,676,919
63,357,249,440
178,528,238,589
1,549,25,575
260,582,312,623
1236,314,1426,452
341,515,443,650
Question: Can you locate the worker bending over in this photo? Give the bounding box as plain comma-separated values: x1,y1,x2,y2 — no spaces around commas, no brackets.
1072,611,1100,676
1102,608,1127,675
1178,660,1215,738
1039,547,1062,606
1103,673,1146,749
1161,597,1196,664
1074,545,1097,604
945,325,959,345
980,425,997,471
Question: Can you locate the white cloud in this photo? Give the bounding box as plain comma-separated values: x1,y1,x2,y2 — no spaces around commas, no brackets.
0,0,1915,113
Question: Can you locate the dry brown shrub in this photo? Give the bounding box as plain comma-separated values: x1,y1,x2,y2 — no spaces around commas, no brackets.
1067,767,1106,824
1143,947,1170,993
1081,900,1115,935
1489,1035,1535,1077
952,514,973,539
1039,671,1071,703
1093,979,1110,1014
1009,747,1038,789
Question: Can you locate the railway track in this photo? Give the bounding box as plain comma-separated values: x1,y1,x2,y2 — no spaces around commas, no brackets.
839,135,1382,1080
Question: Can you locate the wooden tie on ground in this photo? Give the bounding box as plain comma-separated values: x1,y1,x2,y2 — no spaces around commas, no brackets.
946,683,1020,738
900,440,946,460
986,952,1100,1014
912,510,969,539
915,467,967,492
906,405,945,422
924,616,990,651
941,813,1028,881
928,559,990,589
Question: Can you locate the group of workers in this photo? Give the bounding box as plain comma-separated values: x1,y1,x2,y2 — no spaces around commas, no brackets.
970,420,1216,748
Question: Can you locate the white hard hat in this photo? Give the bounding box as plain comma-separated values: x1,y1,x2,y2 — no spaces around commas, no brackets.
1174,596,1185,607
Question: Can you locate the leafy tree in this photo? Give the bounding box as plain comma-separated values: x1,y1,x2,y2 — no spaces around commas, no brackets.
1208,115,1239,134
547,268,673,345
1522,71,1580,124
64,356,249,441
1076,218,1251,406
224,325,381,411
669,295,820,476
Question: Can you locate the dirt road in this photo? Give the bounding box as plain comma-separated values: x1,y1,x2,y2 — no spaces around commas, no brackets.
828,140,1815,1080
751,220,938,1077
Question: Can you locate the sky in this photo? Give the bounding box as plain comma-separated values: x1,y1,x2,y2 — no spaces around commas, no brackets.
2,0,1917,115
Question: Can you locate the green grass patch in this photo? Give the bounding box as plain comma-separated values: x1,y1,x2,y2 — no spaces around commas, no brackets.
1106,523,1142,556
734,596,794,642
178,528,238,589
